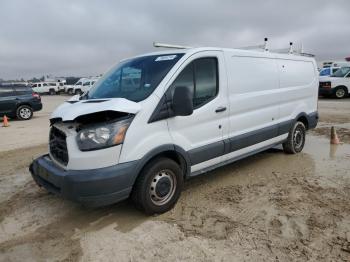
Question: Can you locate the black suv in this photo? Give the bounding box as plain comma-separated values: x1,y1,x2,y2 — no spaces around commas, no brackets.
0,84,42,120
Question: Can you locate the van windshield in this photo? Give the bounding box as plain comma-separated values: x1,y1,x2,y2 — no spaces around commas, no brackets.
87,53,184,102
331,67,350,77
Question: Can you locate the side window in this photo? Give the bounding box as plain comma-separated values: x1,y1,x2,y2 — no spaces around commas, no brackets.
193,58,218,107
38,84,42,87
32,84,37,87
14,86,31,95
170,63,194,97
43,83,48,86
320,68,330,76
170,57,218,108
0,87,15,97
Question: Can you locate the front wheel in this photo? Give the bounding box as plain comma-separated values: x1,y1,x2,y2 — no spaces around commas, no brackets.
131,158,184,215
49,89,56,95
283,121,306,154
74,89,82,95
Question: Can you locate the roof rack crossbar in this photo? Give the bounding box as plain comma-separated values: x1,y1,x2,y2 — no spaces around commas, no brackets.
153,42,192,49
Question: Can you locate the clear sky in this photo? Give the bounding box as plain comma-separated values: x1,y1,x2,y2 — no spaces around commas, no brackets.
1,0,349,79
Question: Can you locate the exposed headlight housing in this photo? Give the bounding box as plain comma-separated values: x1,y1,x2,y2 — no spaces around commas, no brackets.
76,118,132,151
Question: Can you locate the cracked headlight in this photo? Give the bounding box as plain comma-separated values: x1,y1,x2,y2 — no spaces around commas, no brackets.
77,118,132,151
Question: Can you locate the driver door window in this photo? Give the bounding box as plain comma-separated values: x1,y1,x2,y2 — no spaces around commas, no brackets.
170,57,218,108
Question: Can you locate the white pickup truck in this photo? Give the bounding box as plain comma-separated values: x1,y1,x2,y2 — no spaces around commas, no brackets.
319,67,350,98
31,82,64,95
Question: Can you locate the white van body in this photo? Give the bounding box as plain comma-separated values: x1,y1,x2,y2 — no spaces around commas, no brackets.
319,66,350,98
73,78,99,94
66,78,89,95
30,47,319,214
32,82,61,94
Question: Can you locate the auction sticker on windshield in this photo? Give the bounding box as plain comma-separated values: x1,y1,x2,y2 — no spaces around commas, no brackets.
155,55,177,61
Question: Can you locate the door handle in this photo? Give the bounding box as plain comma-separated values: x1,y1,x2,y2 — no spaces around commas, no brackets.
215,106,227,113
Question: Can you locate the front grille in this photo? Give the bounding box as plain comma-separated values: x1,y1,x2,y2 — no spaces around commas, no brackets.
49,126,69,165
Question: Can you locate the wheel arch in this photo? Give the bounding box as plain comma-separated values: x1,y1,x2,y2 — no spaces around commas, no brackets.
132,144,191,184
295,113,309,130
16,102,33,110
334,85,348,91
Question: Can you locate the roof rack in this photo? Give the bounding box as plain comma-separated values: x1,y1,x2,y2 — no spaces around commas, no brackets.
153,39,315,57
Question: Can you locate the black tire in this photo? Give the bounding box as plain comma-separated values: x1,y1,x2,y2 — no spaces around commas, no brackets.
16,105,33,120
74,89,82,95
67,89,73,95
334,86,348,99
49,89,55,95
131,157,184,215
283,121,306,154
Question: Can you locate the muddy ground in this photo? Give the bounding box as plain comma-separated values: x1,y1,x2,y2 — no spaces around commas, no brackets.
0,98,350,262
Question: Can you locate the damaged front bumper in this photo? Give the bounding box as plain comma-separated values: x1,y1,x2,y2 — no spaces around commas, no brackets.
29,154,139,207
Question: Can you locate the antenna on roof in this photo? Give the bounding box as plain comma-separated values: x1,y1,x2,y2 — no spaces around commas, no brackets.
289,42,293,54
153,42,192,49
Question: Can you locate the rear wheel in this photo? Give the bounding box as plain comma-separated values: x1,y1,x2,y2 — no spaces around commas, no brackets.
49,89,55,95
74,89,82,95
131,158,183,215
283,121,306,154
67,88,73,95
334,86,348,99
16,105,33,120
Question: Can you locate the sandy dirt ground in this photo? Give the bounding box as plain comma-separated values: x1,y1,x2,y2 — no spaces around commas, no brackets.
0,97,350,261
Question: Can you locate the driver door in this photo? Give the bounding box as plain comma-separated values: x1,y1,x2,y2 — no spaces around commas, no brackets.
166,51,229,174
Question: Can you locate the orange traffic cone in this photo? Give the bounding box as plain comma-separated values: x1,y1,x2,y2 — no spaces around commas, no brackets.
2,115,9,127
330,126,340,145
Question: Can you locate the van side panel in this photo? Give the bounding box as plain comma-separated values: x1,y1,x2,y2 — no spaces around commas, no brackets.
225,52,280,139
276,58,318,124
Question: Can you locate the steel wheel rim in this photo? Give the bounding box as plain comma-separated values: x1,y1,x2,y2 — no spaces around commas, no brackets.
293,127,304,149
149,169,176,206
20,108,31,119
336,89,345,98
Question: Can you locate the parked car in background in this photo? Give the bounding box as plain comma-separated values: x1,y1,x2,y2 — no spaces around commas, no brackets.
319,67,350,98
73,78,99,95
31,82,62,95
0,84,42,120
66,78,87,95
30,46,318,214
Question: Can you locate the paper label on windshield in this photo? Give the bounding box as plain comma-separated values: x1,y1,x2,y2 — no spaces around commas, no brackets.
155,55,177,61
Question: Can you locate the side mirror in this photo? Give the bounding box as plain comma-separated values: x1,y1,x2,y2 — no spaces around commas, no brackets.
172,86,193,116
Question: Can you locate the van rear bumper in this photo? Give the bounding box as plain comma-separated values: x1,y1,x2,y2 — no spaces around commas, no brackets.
29,154,139,207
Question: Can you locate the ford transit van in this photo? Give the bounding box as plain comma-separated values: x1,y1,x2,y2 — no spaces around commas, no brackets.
29,46,319,214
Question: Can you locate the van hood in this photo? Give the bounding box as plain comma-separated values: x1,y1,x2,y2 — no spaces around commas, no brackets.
51,97,141,121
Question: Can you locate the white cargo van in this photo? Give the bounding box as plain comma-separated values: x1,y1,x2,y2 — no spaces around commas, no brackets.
319,67,350,98
30,46,319,214
66,78,88,95
73,78,99,95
